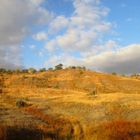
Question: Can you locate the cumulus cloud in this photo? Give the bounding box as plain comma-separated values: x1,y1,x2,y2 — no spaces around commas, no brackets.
44,53,83,68
1,0,139,74
45,44,140,74
48,16,69,33
44,0,117,69
44,0,140,74
45,0,112,53
0,0,52,69
89,44,140,74
33,32,48,41
0,46,22,69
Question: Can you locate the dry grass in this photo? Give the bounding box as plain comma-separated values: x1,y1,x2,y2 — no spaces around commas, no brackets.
97,120,140,140
23,106,84,140
0,69,140,139
2,69,140,93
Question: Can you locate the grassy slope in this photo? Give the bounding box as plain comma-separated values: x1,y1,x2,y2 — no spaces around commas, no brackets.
3,69,140,93
0,69,140,139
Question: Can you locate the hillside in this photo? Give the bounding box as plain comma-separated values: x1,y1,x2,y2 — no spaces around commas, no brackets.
0,69,140,140
3,69,140,93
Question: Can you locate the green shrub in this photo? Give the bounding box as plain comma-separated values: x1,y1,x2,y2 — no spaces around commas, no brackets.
112,72,117,75
55,64,63,70
39,68,46,72
48,67,53,71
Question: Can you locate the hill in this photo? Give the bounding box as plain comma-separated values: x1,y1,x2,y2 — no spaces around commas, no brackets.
2,69,140,93
0,69,140,140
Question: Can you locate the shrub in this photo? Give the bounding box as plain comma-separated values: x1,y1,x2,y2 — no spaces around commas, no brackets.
98,120,140,140
21,69,28,73
112,72,117,75
55,64,63,70
16,99,28,108
15,68,21,73
39,68,46,72
48,67,53,71
89,90,97,96
0,68,6,73
68,66,76,69
28,68,37,74
88,88,97,96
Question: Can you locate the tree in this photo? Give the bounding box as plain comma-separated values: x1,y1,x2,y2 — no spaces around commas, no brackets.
55,64,63,70
48,67,53,71
0,68,6,73
112,72,117,75
68,66,76,69
28,68,37,74
76,66,86,70
21,69,28,73
6,69,13,74
39,68,46,72
82,66,86,70
15,68,21,73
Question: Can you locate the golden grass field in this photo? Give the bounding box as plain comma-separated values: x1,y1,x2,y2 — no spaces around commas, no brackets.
0,69,140,140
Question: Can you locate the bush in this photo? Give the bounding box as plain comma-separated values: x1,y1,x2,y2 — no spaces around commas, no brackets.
98,120,140,140
39,68,46,72
48,67,53,71
55,64,63,70
28,68,37,74
112,72,117,75
88,88,97,96
0,68,6,73
16,99,28,108
21,69,28,73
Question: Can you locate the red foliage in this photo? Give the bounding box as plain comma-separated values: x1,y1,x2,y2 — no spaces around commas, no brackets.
98,120,140,140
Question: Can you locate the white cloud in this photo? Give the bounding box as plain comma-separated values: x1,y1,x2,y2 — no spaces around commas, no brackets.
49,16,69,33
44,0,140,74
45,44,140,74
0,0,52,68
30,0,43,6
45,40,57,52
44,0,119,71
84,44,140,74
29,45,36,49
0,45,22,69
33,32,48,41
44,53,83,68
45,0,112,53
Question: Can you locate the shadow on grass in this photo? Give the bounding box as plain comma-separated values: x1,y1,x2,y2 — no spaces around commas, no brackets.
0,125,74,140
0,126,43,140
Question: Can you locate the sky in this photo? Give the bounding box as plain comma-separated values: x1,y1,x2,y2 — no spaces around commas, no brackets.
0,0,140,74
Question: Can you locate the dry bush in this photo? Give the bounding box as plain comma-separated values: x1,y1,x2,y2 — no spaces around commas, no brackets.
16,99,28,108
97,120,140,140
23,106,75,139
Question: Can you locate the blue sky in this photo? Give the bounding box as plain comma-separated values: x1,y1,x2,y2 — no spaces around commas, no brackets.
103,0,140,44
0,0,140,74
